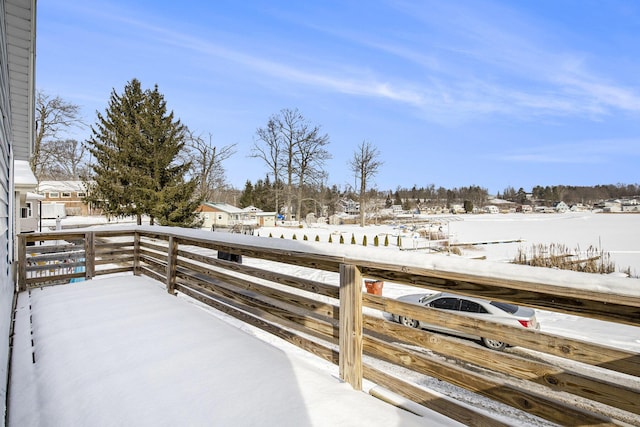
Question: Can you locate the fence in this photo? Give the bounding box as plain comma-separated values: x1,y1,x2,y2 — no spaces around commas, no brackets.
17,227,640,426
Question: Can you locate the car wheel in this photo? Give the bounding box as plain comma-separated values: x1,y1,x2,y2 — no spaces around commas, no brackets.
481,338,506,351
399,316,419,328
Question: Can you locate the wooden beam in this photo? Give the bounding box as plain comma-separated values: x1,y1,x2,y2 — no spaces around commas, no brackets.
339,263,363,390
133,232,140,276
17,234,26,292
84,232,95,280
166,236,178,295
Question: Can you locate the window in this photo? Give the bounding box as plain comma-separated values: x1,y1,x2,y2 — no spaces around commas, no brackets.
61,192,71,198
491,301,519,314
20,202,33,218
218,215,223,220
77,192,86,198
48,192,59,198
430,297,459,311
460,299,488,313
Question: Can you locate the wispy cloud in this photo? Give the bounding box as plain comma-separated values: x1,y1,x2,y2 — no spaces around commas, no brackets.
78,1,640,123
87,10,425,107
367,1,640,119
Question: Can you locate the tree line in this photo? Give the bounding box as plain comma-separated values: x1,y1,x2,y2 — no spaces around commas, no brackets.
34,81,638,228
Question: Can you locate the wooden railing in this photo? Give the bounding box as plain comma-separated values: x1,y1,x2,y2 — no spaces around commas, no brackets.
17,226,640,426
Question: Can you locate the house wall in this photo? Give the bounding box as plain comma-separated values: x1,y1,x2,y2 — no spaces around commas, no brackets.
198,207,231,229
0,3,14,421
38,181,94,216
1,1,36,420
257,214,276,227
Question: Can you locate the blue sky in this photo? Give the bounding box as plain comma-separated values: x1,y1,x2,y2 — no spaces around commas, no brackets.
37,0,640,194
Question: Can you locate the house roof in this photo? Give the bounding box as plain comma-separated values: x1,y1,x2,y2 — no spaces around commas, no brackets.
6,0,36,161
38,180,89,193
13,159,36,188
201,202,244,214
25,191,44,200
242,205,263,213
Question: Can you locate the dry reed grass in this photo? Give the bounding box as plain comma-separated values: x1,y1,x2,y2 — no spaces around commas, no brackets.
512,243,617,274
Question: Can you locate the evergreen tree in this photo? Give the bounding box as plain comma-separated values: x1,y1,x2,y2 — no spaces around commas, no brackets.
239,180,254,208
86,79,202,227
86,79,147,221
394,191,402,206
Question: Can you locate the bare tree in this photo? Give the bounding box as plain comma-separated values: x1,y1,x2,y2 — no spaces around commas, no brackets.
293,126,330,222
253,108,330,221
184,130,236,201
33,90,83,180
349,140,383,227
251,118,283,215
39,139,90,179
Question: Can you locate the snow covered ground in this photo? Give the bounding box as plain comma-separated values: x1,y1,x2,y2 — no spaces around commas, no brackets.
22,211,639,425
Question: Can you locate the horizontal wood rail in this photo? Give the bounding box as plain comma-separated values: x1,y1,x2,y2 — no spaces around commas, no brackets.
17,226,640,426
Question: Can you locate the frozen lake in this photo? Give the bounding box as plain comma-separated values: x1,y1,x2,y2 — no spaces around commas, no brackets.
448,212,640,276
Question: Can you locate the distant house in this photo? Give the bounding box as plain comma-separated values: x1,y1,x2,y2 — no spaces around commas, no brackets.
483,205,499,214
341,199,360,215
598,199,622,213
534,206,556,213
256,212,277,227
570,203,589,212
241,205,277,227
37,181,95,217
553,201,569,213
198,202,251,229
621,199,640,212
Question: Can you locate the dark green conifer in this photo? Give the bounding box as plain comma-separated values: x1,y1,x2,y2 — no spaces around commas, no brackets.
86,79,202,227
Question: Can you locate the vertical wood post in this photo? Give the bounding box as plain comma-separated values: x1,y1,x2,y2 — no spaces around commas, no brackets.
167,236,178,294
339,263,363,390
133,232,140,276
84,232,95,280
17,234,27,292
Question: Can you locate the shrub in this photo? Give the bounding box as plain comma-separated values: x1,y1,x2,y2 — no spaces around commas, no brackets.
351,234,356,245
315,235,320,242
362,235,367,246
340,235,344,244
374,235,379,246
384,235,389,246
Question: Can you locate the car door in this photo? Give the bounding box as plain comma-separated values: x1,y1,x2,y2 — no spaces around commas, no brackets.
426,296,481,339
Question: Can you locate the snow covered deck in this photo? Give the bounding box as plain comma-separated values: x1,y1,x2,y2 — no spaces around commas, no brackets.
7,275,457,427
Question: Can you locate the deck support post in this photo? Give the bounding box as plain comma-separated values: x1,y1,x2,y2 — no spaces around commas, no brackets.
167,236,178,294
339,263,363,390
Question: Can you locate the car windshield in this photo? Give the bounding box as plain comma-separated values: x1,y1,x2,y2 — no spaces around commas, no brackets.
490,301,519,314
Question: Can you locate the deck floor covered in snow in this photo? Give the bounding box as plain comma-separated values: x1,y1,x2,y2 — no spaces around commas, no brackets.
7,275,458,427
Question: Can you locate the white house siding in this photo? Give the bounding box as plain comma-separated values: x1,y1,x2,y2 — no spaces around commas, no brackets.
1,0,36,420
0,2,15,420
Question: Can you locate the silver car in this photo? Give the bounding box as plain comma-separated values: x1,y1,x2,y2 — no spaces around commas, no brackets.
392,292,539,350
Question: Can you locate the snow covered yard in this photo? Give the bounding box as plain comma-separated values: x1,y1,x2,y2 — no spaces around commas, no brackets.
8,275,458,427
